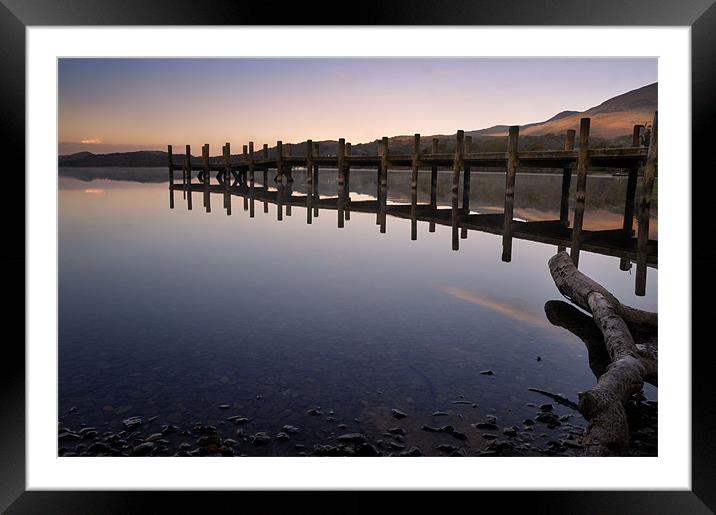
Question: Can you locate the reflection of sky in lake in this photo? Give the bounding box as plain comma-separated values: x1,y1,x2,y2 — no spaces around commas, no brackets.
58,172,657,455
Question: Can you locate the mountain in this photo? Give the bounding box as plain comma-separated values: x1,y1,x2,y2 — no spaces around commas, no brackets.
472,83,656,139
59,83,656,167
58,150,169,167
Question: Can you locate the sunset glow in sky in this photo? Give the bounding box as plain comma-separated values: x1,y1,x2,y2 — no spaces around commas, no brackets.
58,58,657,155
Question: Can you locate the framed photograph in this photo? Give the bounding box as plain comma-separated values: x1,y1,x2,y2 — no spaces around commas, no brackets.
3,0,715,512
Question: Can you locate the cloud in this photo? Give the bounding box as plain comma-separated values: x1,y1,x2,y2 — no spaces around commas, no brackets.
80,138,103,144
439,286,549,328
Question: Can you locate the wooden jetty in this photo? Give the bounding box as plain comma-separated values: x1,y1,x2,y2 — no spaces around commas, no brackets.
167,114,658,296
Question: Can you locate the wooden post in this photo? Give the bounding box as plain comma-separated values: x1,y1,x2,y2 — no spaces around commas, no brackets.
203,144,211,213
337,138,346,185
184,143,191,184
623,124,643,233
380,137,389,188
345,142,351,221
635,112,657,296
262,144,269,212
452,131,464,196
502,126,519,262
185,145,192,210
223,142,231,216
336,139,346,226
570,118,591,265
306,140,313,184
248,141,255,218
462,135,472,209
168,145,175,209
306,140,314,225
411,133,420,189
375,140,383,225
429,138,438,233
248,141,255,183
452,131,465,251
285,143,293,183
167,144,174,186
275,140,283,182
559,129,576,224
461,135,472,239
620,125,643,271
313,142,320,218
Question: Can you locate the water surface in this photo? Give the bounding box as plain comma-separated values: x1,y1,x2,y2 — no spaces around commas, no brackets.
58,168,657,456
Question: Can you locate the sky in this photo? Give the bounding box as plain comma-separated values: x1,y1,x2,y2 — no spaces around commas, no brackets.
58,58,657,155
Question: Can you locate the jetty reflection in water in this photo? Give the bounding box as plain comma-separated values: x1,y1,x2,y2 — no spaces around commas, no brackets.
58,168,657,457
170,168,657,295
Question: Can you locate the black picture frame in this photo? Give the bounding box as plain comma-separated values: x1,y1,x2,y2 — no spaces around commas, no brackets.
2,1,714,512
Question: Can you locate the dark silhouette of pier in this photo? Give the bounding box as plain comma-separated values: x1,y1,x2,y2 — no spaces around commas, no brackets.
168,114,658,296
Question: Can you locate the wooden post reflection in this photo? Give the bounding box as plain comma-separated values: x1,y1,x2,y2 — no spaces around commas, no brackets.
429,138,438,233
461,135,472,239
559,129,576,224
620,124,643,271
570,119,591,266
313,143,320,218
411,134,419,239
379,137,389,233
203,143,211,213
249,142,255,218
377,138,385,225
337,181,345,229
379,179,387,234
502,126,518,262
635,112,657,296
223,143,231,216
185,144,192,210
451,130,464,251
345,142,351,221
337,139,345,228
168,144,174,209
263,144,269,213
452,190,460,251
276,181,284,221
411,187,418,241
306,140,313,225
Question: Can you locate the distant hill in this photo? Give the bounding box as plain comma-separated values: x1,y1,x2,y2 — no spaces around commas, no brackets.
59,150,169,167
59,82,656,167
472,82,656,139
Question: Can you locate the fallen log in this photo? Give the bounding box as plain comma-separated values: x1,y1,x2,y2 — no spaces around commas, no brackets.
547,251,657,456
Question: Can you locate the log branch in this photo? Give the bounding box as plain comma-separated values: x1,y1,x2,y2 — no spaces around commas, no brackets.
547,251,657,456
548,252,657,334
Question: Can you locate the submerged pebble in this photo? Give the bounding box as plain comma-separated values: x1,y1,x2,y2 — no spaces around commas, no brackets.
391,409,407,419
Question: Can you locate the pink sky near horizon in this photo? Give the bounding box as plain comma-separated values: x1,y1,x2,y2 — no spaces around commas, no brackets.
58,57,657,156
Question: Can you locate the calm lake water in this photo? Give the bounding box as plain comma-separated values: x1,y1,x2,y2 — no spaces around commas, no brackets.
58,167,657,457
